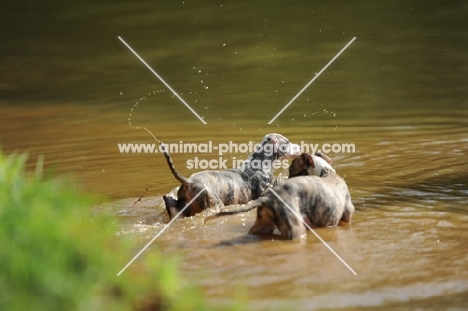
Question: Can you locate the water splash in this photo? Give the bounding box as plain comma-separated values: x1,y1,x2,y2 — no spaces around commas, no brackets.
128,90,164,144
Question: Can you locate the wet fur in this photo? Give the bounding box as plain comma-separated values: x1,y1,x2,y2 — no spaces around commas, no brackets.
206,153,354,240
162,133,300,219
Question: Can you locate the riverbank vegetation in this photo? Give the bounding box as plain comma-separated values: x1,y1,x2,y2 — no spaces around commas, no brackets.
0,151,242,311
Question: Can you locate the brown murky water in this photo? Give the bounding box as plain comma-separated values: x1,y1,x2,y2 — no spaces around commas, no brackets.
1,0,467,309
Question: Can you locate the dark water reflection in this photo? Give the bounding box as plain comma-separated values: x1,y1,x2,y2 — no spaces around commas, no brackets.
1,0,467,309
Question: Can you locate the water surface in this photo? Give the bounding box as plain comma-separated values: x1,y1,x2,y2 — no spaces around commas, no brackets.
1,0,467,309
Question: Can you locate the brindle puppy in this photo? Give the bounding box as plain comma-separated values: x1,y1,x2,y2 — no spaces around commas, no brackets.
206,153,354,240
162,133,301,219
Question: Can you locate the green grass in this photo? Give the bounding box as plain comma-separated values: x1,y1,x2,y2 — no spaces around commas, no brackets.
0,151,241,311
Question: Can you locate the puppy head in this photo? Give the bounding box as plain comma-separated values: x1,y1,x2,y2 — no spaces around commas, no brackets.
257,133,301,160
288,152,335,178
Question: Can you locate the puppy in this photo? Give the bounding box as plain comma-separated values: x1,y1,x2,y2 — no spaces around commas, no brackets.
206,153,354,240
162,133,301,219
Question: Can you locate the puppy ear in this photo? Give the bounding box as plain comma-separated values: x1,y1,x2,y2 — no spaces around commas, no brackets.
303,153,315,168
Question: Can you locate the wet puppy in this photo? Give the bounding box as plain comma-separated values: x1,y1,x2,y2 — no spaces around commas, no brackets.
206,153,354,240
162,133,301,219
